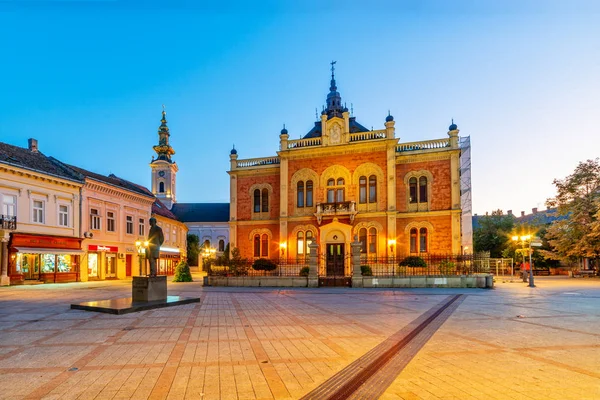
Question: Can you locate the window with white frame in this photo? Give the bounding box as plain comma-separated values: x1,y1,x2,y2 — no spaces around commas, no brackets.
107,211,116,232
139,218,145,236
33,200,44,224
58,204,69,227
90,208,101,230
126,215,133,235
172,228,177,244
2,195,17,217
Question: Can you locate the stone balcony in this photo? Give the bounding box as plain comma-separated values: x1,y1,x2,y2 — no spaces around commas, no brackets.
315,201,357,224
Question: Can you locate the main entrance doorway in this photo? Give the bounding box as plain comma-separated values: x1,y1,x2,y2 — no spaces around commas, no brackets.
320,243,351,287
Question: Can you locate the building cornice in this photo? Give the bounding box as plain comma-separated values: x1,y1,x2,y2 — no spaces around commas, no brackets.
396,209,461,218
84,179,155,206
0,164,83,189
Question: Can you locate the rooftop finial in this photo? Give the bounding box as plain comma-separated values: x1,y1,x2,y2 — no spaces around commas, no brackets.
330,60,336,79
351,103,354,117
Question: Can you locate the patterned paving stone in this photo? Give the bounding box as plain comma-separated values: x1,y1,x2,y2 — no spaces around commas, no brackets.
0,276,598,399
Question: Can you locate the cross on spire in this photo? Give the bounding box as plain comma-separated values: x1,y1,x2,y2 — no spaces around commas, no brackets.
330,60,336,78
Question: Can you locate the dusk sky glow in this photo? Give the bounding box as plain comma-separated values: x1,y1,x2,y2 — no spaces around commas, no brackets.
2,1,599,216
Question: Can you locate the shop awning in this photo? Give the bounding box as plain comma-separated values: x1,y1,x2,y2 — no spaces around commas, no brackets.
15,247,86,255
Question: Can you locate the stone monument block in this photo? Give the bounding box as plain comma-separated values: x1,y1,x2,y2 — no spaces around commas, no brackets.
132,276,167,302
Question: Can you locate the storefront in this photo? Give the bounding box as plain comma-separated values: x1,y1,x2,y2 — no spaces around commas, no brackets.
87,244,120,280
158,246,182,276
9,233,84,284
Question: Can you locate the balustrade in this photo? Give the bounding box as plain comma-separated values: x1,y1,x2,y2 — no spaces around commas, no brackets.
396,138,450,153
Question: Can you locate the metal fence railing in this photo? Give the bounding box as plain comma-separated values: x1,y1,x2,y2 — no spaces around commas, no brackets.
208,257,308,277
360,254,490,277
207,254,490,277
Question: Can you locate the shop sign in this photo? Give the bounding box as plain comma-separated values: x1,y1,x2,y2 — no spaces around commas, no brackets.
11,233,81,250
88,244,119,252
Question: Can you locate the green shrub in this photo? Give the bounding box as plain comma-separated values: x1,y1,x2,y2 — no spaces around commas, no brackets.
172,260,193,282
360,265,373,276
252,258,277,271
229,247,248,276
299,267,310,277
398,256,427,268
438,260,456,275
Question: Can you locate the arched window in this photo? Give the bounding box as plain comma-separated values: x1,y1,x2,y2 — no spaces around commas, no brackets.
218,239,225,252
261,189,269,212
305,231,313,254
410,228,418,253
296,230,314,256
159,182,165,193
419,177,428,203
306,180,313,207
254,189,261,213
369,175,377,203
359,228,367,253
253,235,260,257
297,231,304,256
359,176,367,204
297,181,305,208
261,234,269,257
327,179,335,203
419,228,428,252
409,178,418,204
368,227,377,254
204,239,210,249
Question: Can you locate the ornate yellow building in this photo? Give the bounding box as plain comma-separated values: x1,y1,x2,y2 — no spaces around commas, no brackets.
228,66,470,276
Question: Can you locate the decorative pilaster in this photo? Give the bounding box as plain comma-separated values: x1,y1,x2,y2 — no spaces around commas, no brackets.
308,241,318,288
1,238,9,286
351,236,363,288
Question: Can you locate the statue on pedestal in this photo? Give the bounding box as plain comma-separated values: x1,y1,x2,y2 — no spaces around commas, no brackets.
147,217,164,277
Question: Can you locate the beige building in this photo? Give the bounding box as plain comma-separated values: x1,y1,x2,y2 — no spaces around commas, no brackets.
69,166,156,281
152,199,188,275
0,139,84,285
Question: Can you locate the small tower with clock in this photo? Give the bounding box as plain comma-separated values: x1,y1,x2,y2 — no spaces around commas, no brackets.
150,106,178,209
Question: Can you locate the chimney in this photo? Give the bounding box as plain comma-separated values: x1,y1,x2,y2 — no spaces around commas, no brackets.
521,211,525,217
532,208,538,214
507,210,513,216
485,212,489,216
28,138,38,153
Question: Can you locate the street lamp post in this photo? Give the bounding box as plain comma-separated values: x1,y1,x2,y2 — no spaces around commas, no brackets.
512,235,534,287
135,240,149,276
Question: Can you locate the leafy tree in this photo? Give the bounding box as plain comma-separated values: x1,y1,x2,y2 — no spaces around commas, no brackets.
545,159,600,262
473,210,515,257
186,234,201,266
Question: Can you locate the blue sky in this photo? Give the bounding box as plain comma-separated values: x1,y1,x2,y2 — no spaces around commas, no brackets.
2,1,599,216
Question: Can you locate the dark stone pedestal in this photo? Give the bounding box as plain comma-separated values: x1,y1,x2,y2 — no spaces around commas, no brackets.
133,276,167,302
71,296,200,315
70,275,200,314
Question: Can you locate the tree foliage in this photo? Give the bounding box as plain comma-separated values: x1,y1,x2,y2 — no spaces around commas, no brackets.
186,234,201,266
545,159,600,261
473,210,515,258
172,260,193,282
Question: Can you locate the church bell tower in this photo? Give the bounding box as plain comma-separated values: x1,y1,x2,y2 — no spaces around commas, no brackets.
150,106,178,209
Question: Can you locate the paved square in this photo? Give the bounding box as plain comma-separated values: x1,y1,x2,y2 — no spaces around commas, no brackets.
0,276,599,399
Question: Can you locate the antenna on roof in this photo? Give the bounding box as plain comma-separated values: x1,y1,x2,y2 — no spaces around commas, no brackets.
315,108,318,120
351,103,354,117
